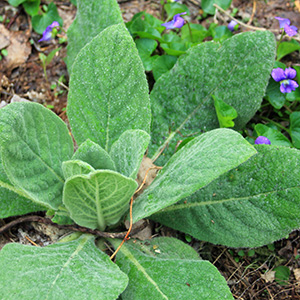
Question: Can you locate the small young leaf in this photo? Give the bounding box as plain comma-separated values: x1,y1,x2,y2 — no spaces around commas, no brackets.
181,23,208,43
213,95,237,128
23,0,40,16
202,0,232,15
132,129,256,222
164,3,189,18
151,146,300,247
274,266,290,286
72,139,116,171
0,102,73,209
63,170,138,230
32,2,63,34
66,0,123,70
277,40,300,61
111,237,233,300
68,24,151,152
135,38,158,71
7,0,26,6
152,55,177,81
265,78,286,109
62,160,95,180
255,124,292,147
110,130,150,179
0,235,128,300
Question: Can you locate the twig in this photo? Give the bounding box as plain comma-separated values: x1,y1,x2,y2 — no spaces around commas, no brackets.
213,4,268,32
0,215,148,239
247,0,257,25
110,197,134,260
109,166,162,259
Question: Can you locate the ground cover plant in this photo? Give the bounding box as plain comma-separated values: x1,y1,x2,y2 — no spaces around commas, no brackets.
0,0,300,299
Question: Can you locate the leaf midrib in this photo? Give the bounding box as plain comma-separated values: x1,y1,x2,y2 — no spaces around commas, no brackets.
45,235,92,300
156,185,300,213
121,244,169,300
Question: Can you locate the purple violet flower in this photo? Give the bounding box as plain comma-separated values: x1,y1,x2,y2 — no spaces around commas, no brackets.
228,20,238,32
162,12,187,30
38,21,60,42
255,136,271,145
271,67,299,93
275,17,298,37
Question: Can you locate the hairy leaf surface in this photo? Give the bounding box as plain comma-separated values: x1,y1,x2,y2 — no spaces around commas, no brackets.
0,157,45,218
72,139,116,171
111,237,233,300
150,31,275,163
66,0,123,70
62,160,95,180
110,130,150,179
0,235,128,300
132,129,256,222
151,146,300,247
0,103,73,209
63,170,138,230
68,24,151,152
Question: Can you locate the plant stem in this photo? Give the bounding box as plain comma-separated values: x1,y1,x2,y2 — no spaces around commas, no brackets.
260,116,289,133
186,21,194,43
213,4,271,32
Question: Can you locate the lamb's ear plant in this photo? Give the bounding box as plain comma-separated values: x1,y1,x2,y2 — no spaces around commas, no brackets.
0,1,300,299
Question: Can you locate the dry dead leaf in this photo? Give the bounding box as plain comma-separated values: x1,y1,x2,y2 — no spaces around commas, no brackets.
135,156,159,196
125,219,153,241
10,94,30,103
261,270,275,283
0,24,10,49
0,29,31,73
294,268,300,282
295,0,300,12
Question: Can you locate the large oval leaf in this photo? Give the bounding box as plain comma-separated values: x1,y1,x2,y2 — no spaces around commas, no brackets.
63,170,138,230
66,0,123,70
0,156,45,218
0,234,128,300
151,145,300,247
0,102,73,209
111,237,233,300
132,129,256,222
67,24,151,152
149,31,275,163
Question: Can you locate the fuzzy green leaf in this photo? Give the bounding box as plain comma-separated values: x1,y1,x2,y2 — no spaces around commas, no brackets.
150,31,275,164
111,237,233,300
63,170,138,230
213,95,237,128
151,146,300,247
0,235,128,300
72,139,116,171
0,103,73,209
67,24,151,152
132,129,256,222
0,157,45,218
66,0,123,70
110,130,150,179
62,160,95,180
